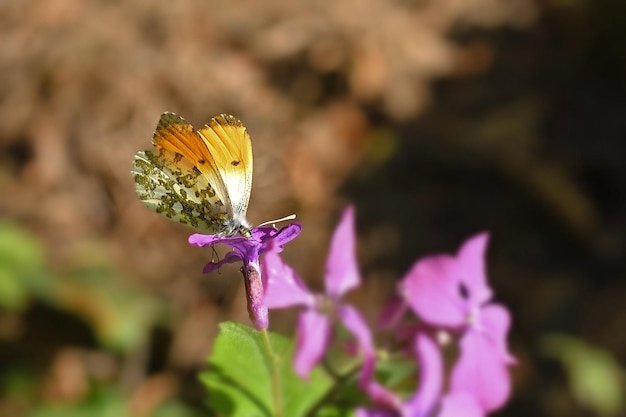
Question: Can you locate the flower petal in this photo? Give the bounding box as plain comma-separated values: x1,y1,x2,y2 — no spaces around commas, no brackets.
190,232,262,272
338,305,378,389
251,226,278,241
262,251,315,309
358,342,403,411
481,304,516,364
325,206,361,298
377,293,408,330
338,305,374,355
188,234,251,252
456,233,492,306
360,352,406,413
191,223,301,267
438,392,484,417
201,251,243,273
450,329,511,412
404,334,443,416
400,255,466,327
294,309,332,379
271,222,303,247
252,222,302,253
188,233,224,247
361,376,404,413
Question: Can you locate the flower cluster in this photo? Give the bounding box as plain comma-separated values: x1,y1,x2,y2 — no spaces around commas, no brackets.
189,222,302,330
191,206,515,416
262,207,375,381
357,230,516,417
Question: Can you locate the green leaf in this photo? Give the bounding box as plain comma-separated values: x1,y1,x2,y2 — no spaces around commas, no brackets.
30,387,127,417
201,322,332,417
27,384,200,417
54,245,169,353
0,222,48,310
151,400,203,417
374,355,416,396
542,334,624,416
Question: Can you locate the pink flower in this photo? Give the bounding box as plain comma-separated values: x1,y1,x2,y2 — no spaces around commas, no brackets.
399,233,515,412
357,334,484,417
189,223,301,330
262,206,374,379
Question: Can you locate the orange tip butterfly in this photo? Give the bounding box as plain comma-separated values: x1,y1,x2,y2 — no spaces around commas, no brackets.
132,112,255,236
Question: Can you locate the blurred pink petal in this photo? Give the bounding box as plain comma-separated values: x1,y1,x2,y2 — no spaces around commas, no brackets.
377,293,408,330
362,379,404,413
455,232,492,306
438,392,484,417
450,329,511,412
262,250,315,309
481,304,516,364
405,334,443,416
201,251,242,273
294,309,332,379
400,255,466,327
339,305,374,355
360,334,445,417
325,206,361,298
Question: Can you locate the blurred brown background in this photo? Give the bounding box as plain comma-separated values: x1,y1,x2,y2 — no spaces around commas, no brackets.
1,0,625,416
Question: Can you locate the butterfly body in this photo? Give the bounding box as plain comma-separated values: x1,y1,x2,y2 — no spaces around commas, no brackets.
132,113,253,237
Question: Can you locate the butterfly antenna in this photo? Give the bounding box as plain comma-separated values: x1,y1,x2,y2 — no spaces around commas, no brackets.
257,214,296,228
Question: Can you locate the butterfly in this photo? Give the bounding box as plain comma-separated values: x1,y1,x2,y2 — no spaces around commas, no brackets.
132,112,254,237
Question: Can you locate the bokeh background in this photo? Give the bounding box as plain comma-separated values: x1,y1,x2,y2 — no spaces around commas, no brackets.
1,0,625,415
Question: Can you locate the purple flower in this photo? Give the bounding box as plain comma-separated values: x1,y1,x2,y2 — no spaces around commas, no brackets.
357,334,484,417
188,223,301,330
399,233,515,412
262,206,374,379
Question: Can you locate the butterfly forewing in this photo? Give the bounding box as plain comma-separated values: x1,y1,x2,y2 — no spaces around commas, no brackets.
198,115,253,218
151,113,231,208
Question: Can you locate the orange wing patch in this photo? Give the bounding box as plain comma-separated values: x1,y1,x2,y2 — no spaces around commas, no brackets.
152,113,231,208
153,113,213,169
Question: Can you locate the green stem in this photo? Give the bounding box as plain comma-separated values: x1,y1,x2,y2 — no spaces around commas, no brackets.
261,328,282,417
305,362,362,417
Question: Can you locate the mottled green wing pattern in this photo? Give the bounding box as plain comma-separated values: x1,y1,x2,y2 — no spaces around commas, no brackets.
132,146,229,232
